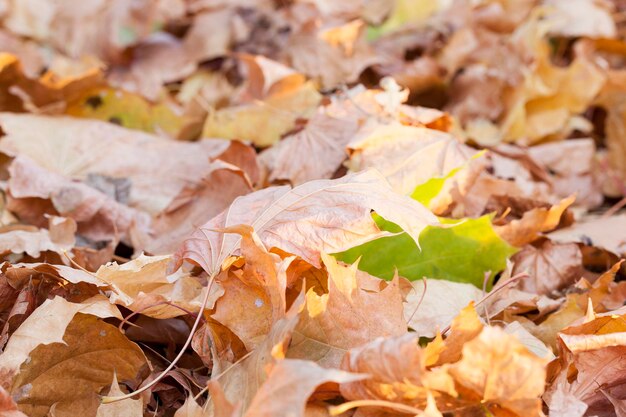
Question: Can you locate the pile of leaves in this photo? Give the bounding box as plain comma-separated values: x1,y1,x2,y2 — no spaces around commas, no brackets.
1,0,626,416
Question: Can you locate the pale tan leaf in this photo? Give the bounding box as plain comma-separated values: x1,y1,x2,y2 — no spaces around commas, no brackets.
245,359,363,417
174,170,438,275
0,113,232,214
96,254,223,319
211,226,288,350
95,374,143,417
259,109,357,185
7,155,150,242
206,295,305,417
347,123,475,194
142,160,253,255
496,195,575,247
173,396,208,417
403,279,482,338
549,213,626,257
0,216,76,258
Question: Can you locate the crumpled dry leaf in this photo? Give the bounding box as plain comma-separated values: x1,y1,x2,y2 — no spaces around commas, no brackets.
7,155,150,243
286,19,379,89
202,80,321,148
495,195,574,247
245,359,363,417
211,226,288,350
0,295,120,378
174,169,439,275
95,254,222,319
206,295,304,417
549,213,626,257
0,216,76,259
347,123,476,195
1,0,180,60
511,240,583,295
0,113,233,215
340,333,457,410
448,325,548,417
545,306,626,417
259,107,357,186
287,254,407,368
139,160,253,255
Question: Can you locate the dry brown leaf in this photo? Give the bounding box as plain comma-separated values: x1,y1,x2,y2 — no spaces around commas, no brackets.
432,303,484,366
544,0,616,39
7,155,150,243
287,254,407,368
449,326,548,417
286,19,379,89
95,254,222,319
545,307,626,417
0,295,120,379
511,240,583,295
0,113,233,215
340,333,457,410
139,161,253,255
211,226,288,350
10,313,148,417
549,213,626,257
495,195,575,247
0,53,103,112
1,0,179,60
202,80,321,148
0,216,76,259
206,294,305,416
173,396,208,417
245,359,362,417
174,170,438,276
259,108,357,185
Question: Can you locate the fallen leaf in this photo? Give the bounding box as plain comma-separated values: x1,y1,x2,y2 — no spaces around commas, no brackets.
0,113,233,214
496,195,575,247
449,326,548,417
95,254,222,319
511,240,583,295
336,215,517,288
0,295,120,379
287,254,407,368
9,313,148,417
174,170,438,275
245,359,363,417
347,123,476,195
340,333,457,410
549,213,626,257
403,279,483,338
95,374,143,417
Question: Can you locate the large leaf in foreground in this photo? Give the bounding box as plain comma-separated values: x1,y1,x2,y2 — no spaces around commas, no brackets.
174,170,438,276
335,215,517,288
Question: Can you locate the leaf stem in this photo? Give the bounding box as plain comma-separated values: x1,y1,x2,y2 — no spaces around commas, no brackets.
329,400,422,415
